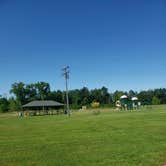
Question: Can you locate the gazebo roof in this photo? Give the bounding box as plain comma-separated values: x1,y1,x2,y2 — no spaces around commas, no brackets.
131,97,138,101
120,95,128,99
22,100,64,108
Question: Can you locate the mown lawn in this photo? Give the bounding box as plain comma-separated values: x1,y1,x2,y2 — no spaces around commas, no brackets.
0,106,166,166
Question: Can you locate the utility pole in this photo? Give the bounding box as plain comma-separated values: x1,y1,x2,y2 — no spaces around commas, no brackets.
62,66,70,116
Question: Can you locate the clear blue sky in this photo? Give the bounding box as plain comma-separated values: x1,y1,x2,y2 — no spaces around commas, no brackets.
0,0,166,96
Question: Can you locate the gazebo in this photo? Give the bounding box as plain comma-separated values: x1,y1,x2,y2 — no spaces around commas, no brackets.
120,95,133,110
131,97,139,109
22,100,64,116
120,95,128,110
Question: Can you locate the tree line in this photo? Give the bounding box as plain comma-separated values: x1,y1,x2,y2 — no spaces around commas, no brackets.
0,81,166,112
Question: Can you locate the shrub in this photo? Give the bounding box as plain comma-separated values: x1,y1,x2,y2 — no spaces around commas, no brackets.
91,102,100,108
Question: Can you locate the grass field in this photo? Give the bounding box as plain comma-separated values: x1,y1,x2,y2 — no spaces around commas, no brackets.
0,106,166,166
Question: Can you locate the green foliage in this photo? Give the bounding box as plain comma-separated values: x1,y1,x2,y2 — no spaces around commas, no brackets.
10,82,51,104
137,89,166,105
0,98,9,113
8,98,21,112
67,86,111,108
35,81,50,100
6,81,166,112
25,83,37,102
47,90,64,103
137,90,154,105
10,82,26,105
153,88,166,104
152,96,160,105
128,90,137,98
112,90,124,102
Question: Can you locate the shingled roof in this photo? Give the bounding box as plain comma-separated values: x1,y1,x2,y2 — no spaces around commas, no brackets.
22,100,64,108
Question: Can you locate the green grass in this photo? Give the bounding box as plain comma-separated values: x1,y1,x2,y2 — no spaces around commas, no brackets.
0,105,166,166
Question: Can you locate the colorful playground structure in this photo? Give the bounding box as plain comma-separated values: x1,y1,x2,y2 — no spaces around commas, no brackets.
116,95,141,111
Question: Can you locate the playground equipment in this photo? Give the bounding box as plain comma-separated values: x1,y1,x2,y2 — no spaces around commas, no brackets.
116,95,141,111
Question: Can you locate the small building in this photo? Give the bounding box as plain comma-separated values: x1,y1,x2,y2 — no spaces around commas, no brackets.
22,100,64,116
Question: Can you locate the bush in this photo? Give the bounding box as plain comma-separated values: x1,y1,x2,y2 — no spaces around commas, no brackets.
91,102,100,108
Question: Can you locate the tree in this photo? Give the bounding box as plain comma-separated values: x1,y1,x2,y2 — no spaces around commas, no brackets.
47,90,64,103
101,86,111,104
10,82,26,105
0,98,9,113
154,88,166,104
8,97,21,112
152,96,160,105
79,87,90,106
35,82,50,100
112,91,124,102
128,90,137,98
68,89,81,108
90,89,102,103
25,84,37,102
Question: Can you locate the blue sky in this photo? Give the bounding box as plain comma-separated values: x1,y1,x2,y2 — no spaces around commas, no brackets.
0,0,166,96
